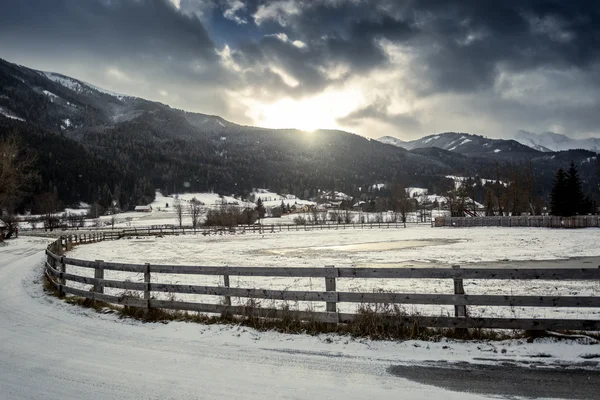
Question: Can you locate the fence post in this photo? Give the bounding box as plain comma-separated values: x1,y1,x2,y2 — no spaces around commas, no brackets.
144,263,151,310
58,256,66,297
324,265,338,324
223,272,231,307
452,265,467,333
94,260,104,294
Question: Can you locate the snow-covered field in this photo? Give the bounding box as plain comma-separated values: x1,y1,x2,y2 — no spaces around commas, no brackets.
1,237,599,400
67,226,600,320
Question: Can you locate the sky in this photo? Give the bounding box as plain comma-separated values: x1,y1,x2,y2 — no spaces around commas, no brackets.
1,0,600,140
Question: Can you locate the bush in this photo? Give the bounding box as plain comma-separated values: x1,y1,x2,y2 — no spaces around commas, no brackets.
204,206,258,227
293,215,307,225
270,206,283,218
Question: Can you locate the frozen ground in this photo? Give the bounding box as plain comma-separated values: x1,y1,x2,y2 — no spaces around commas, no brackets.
1,237,599,400
67,226,600,319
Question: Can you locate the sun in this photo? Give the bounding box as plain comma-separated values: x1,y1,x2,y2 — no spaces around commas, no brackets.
246,88,364,132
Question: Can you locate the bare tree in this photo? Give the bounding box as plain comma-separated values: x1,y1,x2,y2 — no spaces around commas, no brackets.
310,207,319,225
392,184,413,227
329,210,342,224
174,200,184,228
319,211,328,225
33,192,60,231
189,199,202,231
342,209,353,224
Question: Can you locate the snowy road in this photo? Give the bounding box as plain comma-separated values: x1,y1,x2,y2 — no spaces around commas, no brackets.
1,237,598,400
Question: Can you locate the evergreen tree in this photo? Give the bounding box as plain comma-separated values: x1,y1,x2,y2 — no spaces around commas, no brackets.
566,161,584,215
255,198,266,219
550,168,568,216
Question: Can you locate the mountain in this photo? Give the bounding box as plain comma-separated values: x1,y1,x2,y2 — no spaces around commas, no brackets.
515,131,600,153
0,58,453,211
377,135,406,147
1,58,599,213
377,132,541,160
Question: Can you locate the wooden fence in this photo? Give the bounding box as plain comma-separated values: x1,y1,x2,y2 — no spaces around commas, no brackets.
120,222,408,237
24,221,411,236
44,237,600,331
434,216,600,228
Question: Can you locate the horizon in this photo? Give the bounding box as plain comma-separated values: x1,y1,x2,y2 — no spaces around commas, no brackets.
3,1,600,141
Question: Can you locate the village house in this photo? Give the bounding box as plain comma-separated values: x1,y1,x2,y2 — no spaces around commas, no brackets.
134,205,153,212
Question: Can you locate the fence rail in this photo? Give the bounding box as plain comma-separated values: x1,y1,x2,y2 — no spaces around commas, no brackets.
434,216,600,228
23,220,414,234
44,236,600,332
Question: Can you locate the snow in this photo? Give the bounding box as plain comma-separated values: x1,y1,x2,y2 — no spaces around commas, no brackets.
250,189,315,208
44,72,85,92
321,191,352,201
460,139,472,146
67,226,600,319
42,90,59,101
582,157,597,164
448,146,457,151
86,82,130,100
0,107,25,121
371,183,386,190
251,189,284,202
422,137,433,144
217,120,226,127
61,118,71,129
446,175,505,189
174,192,251,207
407,187,428,197
1,236,598,400
44,71,130,100
494,149,501,153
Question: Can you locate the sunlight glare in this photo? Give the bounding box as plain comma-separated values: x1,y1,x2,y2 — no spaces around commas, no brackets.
247,88,364,132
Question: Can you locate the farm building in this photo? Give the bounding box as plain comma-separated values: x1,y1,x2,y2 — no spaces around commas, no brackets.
134,205,152,212
0,219,6,238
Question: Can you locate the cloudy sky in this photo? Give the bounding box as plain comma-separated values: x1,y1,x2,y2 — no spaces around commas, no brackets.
2,0,600,140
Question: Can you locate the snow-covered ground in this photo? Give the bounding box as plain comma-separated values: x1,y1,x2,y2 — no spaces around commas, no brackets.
1,237,598,400
67,226,600,319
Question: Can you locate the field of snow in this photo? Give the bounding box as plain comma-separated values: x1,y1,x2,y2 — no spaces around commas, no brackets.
2,237,598,400
67,226,600,320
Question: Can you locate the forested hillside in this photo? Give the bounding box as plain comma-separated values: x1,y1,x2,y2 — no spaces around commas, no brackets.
1,58,598,213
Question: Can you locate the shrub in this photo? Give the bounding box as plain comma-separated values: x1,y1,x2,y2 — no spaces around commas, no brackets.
204,206,258,227
293,215,307,225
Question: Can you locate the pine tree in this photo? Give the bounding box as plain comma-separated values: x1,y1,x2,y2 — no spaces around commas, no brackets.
550,168,568,216
255,198,266,219
566,161,584,215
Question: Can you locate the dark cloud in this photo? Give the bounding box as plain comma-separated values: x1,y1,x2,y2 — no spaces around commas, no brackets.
0,0,227,84
337,97,421,131
231,0,600,94
1,0,600,138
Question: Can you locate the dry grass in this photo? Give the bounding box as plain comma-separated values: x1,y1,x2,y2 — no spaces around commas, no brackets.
43,278,583,342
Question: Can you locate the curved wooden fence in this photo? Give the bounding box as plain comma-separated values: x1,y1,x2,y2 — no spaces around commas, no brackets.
44,235,600,331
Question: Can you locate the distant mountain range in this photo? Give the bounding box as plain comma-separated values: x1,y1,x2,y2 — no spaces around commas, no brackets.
515,131,600,153
378,133,540,159
379,131,600,154
1,57,599,212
